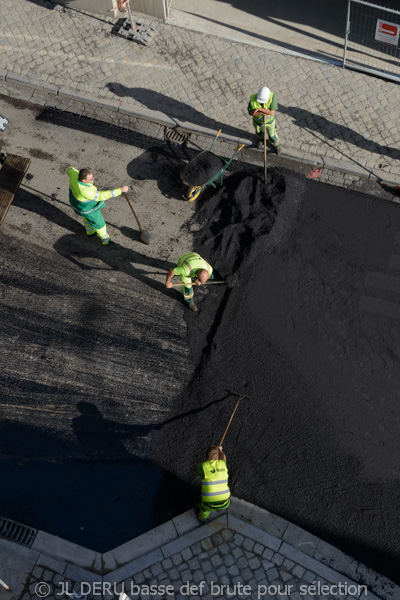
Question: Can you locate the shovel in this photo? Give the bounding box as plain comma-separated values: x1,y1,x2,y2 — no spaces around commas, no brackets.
263,115,267,185
124,192,150,245
168,273,238,289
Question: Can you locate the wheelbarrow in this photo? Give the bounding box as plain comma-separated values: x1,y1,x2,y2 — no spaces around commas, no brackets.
180,129,245,202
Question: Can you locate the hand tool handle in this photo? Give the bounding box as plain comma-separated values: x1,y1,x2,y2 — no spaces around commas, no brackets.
263,116,267,185
219,396,242,446
168,281,225,287
124,192,143,232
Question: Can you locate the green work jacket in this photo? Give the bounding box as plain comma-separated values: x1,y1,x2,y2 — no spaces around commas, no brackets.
67,167,121,216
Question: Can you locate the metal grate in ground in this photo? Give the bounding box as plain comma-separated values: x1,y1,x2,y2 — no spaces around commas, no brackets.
164,128,190,145
0,515,37,547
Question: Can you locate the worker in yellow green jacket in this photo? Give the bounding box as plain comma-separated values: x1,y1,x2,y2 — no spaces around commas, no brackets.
248,86,281,154
195,445,231,523
166,252,213,312
67,167,129,245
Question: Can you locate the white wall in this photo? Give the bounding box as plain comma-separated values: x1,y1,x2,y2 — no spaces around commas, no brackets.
52,0,167,18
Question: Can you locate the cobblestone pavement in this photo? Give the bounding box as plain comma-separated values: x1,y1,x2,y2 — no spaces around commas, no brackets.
0,0,399,182
1,500,398,600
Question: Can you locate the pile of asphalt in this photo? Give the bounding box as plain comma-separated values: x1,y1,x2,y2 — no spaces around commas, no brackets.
195,168,285,276
180,151,225,186
157,166,400,585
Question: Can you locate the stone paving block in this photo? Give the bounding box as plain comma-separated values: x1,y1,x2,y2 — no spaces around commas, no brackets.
272,553,284,566
172,553,183,565
253,542,265,555
280,542,359,586
36,554,67,575
64,564,101,584
262,548,274,561
303,570,317,583
0,539,39,565
32,566,43,578
172,509,200,537
103,521,177,568
267,567,280,581
6,72,35,88
229,515,281,552
103,549,164,583
292,564,306,578
32,531,99,570
313,540,359,580
161,518,226,558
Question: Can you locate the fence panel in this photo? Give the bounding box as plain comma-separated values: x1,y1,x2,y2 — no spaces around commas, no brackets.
343,0,400,81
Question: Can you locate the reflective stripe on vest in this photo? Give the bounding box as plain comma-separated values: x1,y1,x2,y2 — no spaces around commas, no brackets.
249,92,274,123
201,460,230,503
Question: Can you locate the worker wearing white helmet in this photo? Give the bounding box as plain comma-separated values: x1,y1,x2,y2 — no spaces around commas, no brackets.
248,86,281,154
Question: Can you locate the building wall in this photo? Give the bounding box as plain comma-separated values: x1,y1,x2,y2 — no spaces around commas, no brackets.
52,0,166,18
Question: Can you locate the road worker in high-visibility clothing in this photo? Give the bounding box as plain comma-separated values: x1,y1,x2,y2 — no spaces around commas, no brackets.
195,445,231,523
248,86,281,154
166,252,213,312
67,166,128,246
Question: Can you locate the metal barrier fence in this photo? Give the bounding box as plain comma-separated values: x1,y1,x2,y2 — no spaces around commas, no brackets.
164,0,172,18
343,0,400,81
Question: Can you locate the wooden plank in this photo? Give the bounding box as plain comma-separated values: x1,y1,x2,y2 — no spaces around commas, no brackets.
0,154,31,225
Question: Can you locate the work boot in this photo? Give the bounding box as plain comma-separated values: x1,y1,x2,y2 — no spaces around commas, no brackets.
101,237,111,246
194,504,207,523
188,302,198,312
275,144,281,155
256,140,263,149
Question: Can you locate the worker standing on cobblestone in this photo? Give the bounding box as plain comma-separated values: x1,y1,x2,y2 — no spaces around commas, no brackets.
195,445,231,523
166,252,213,312
67,166,128,246
248,86,281,155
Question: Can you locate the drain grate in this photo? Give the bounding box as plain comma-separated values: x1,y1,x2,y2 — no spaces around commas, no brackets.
0,515,37,547
164,128,189,145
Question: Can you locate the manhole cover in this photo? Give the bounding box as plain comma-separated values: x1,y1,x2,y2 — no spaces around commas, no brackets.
164,128,189,145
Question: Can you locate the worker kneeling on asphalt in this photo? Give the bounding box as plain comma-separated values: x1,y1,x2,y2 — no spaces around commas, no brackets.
67,166,128,246
196,445,231,523
166,251,213,312
248,86,281,155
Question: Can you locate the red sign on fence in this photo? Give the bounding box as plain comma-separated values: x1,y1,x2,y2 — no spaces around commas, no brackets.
375,19,400,45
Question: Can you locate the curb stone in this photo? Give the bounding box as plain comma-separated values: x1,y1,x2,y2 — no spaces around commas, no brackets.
0,498,398,599
1,73,399,190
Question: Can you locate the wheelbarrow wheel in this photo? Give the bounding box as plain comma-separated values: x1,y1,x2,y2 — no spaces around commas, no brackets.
185,186,202,202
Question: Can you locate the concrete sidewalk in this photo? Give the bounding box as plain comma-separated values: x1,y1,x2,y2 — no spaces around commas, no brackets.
0,0,399,185
1,499,399,600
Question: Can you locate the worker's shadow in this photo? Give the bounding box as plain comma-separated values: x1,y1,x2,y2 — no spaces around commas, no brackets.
106,84,248,140
279,104,400,160
53,233,180,301
72,402,163,459
127,144,190,201
73,395,234,459
13,187,83,235
72,393,234,460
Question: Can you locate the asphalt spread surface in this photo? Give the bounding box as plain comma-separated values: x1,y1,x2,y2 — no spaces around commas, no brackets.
0,114,399,581
156,168,400,584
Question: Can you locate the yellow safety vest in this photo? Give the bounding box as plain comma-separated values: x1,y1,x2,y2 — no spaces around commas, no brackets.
176,252,213,281
201,460,230,503
249,92,275,124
